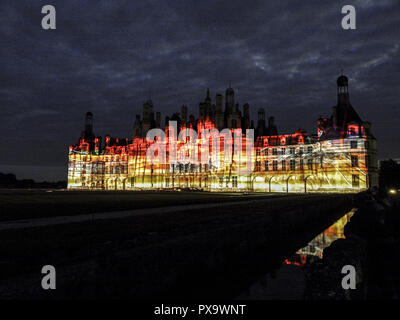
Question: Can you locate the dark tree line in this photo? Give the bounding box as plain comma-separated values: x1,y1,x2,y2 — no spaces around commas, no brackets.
0,172,66,189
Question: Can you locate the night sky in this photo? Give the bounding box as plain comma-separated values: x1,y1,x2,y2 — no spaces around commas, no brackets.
1,0,399,181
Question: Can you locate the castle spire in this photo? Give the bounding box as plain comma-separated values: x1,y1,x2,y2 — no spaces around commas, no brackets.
205,88,211,104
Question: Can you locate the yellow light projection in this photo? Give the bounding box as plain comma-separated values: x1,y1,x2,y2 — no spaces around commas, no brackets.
68,119,378,193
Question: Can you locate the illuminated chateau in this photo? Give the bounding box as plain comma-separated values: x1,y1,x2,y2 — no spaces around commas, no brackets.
68,75,378,192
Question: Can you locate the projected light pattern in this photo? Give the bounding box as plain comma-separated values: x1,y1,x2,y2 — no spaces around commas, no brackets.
67,75,379,193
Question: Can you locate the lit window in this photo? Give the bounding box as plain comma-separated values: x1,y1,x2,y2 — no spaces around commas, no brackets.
351,155,358,167
290,160,296,170
352,175,359,188
232,176,238,188
307,159,313,170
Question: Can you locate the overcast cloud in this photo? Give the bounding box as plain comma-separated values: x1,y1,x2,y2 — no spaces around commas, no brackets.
0,0,399,180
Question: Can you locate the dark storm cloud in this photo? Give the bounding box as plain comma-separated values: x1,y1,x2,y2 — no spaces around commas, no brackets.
0,0,399,180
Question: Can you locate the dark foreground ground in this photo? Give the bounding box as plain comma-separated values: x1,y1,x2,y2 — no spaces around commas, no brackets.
0,190,357,299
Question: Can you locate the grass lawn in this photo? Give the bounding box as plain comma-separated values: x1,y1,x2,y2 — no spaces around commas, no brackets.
0,189,283,221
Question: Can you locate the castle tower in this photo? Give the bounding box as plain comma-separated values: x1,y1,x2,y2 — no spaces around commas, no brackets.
225,85,241,128
143,99,154,122
334,74,362,131
337,75,349,106
205,88,212,119
205,88,211,105
225,85,235,114
216,94,222,113
181,105,188,123
199,89,213,121
81,111,95,141
243,103,250,129
257,108,266,136
199,102,205,120
133,114,142,138
267,116,278,135
215,93,224,130
142,99,154,136
156,112,161,128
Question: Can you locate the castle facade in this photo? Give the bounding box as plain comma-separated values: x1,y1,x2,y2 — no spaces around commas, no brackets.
68,75,378,193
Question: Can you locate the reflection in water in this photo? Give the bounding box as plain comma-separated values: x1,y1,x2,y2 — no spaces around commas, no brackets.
285,208,356,266
237,209,357,299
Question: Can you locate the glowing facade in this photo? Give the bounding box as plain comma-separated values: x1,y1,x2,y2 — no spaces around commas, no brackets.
68,75,378,192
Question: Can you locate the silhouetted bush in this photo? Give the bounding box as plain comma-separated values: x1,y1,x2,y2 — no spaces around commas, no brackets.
379,159,400,192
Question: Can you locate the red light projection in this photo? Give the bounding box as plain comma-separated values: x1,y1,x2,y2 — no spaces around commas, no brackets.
68,76,379,192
